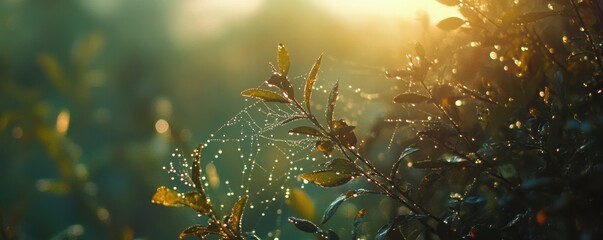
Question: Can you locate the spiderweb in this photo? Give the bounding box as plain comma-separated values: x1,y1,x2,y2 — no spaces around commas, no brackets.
160,55,431,238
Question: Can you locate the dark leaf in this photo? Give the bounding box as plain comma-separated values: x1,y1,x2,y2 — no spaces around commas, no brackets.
178,225,222,239
326,81,339,131
305,55,323,113
266,74,295,99
418,170,447,201
352,209,365,240
409,160,467,169
390,146,420,180
316,140,335,156
300,170,354,188
277,43,290,76
318,229,339,240
241,88,290,103
517,11,560,23
415,42,426,59
323,158,358,174
191,145,204,194
279,115,307,125
228,195,249,234
436,0,460,6
288,217,319,233
333,119,357,148
321,189,368,225
436,17,465,31
376,215,428,240
289,126,323,137
393,93,430,104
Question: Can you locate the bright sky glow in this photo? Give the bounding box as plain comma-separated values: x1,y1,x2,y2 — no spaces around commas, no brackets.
312,0,460,22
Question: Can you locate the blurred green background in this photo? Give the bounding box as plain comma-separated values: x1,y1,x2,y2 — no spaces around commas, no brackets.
0,0,457,239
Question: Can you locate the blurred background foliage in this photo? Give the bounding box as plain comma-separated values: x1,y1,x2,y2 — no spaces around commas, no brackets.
0,0,457,239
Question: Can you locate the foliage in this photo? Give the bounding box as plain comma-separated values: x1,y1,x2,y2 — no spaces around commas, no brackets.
152,0,603,239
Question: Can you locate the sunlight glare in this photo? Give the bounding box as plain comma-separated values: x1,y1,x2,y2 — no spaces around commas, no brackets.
311,0,459,22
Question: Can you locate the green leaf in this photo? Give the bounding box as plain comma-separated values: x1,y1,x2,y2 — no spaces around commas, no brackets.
436,17,465,31
241,88,290,103
178,224,221,239
393,93,430,103
323,158,358,174
267,74,294,99
277,43,290,76
436,0,459,6
289,126,323,137
288,217,319,233
228,195,249,234
390,146,420,179
300,170,354,187
321,189,368,225
326,81,339,131
316,140,335,156
305,55,322,113
415,42,426,59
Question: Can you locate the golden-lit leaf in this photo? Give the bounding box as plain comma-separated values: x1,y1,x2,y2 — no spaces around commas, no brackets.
300,170,354,187
436,17,465,31
289,126,323,137
316,140,335,156
286,188,316,221
393,93,431,104
326,81,339,130
178,225,221,239
277,43,290,76
304,55,323,113
436,0,459,6
151,187,211,215
228,195,249,234
241,88,290,103
333,119,357,148
267,74,294,99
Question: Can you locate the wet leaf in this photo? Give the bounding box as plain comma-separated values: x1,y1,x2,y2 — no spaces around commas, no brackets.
352,209,365,240
316,140,335,156
436,0,459,6
286,188,316,221
323,158,358,174
245,232,261,240
289,126,323,137
267,74,294,99
333,119,357,148
305,55,322,113
436,17,465,31
277,43,290,76
192,145,204,194
178,225,221,239
288,217,319,233
326,81,339,130
390,146,420,179
318,229,339,240
415,42,426,59
300,170,354,187
228,195,249,234
151,187,212,215
321,189,368,225
393,93,430,104
151,186,185,207
241,88,290,103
